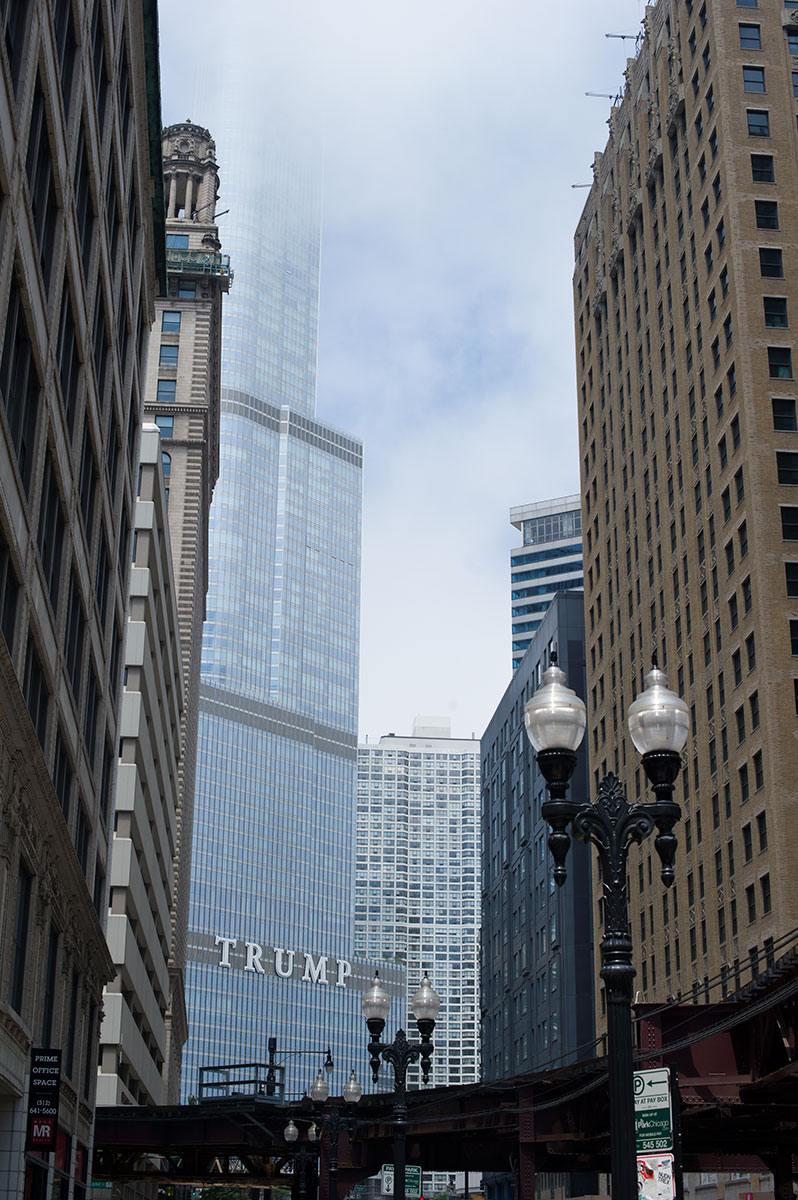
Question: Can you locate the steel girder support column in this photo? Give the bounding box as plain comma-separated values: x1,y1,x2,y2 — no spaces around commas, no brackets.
518,1085,536,1200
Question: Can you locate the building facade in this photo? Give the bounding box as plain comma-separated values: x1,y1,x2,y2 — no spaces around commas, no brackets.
142,120,229,1102
355,719,481,1091
481,592,594,1081
510,497,583,670
180,82,378,1100
0,1,165,1194
574,0,798,1018
97,426,183,1109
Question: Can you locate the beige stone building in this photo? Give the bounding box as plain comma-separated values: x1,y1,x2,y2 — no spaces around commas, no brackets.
142,121,229,1101
0,0,165,1195
97,426,183,1109
574,0,798,1019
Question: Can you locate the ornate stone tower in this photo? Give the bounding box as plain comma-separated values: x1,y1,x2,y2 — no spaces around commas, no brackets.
147,121,230,1101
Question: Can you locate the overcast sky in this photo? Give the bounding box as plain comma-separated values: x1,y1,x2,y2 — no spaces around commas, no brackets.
158,0,645,743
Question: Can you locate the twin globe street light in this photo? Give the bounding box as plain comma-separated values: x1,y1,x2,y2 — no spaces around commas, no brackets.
524,652,689,1200
361,971,441,1200
284,1065,362,1200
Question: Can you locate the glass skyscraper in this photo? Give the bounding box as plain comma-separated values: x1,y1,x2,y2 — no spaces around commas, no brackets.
180,62,401,1101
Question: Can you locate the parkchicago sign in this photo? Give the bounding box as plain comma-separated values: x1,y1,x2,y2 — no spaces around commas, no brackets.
214,935,353,988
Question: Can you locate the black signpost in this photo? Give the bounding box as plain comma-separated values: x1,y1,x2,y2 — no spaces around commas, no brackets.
26,1048,62,1152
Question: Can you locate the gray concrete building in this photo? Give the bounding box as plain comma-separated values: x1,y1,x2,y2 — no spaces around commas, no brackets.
481,591,594,1081
0,1,165,1194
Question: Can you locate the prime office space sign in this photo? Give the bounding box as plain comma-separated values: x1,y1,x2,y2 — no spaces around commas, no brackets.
26,1048,62,1151
214,935,353,988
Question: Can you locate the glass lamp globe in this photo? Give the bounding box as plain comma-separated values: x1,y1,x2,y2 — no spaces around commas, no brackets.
308,1122,318,1142
310,1069,329,1103
524,660,587,753
411,972,441,1022
361,973,391,1021
627,665,689,756
284,1119,299,1143
343,1069,362,1105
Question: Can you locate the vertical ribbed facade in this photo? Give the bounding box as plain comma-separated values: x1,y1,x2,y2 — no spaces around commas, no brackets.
509,496,584,669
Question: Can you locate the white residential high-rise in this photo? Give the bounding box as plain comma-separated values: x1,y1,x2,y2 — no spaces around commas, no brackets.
510,496,584,670
355,718,481,1090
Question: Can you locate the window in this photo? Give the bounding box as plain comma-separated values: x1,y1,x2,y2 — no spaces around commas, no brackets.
739,520,748,559
743,66,766,92
726,539,735,576
166,233,189,249
9,859,32,1013
739,23,761,49
793,71,798,100
781,506,798,539
746,883,756,923
155,414,174,438
746,632,756,670
747,110,770,137
789,29,798,53
792,619,798,655
787,562,798,595
703,43,711,71
764,297,788,328
740,763,750,804
23,636,49,748
771,401,797,439
753,750,764,789
769,347,793,379
1,277,41,490
713,173,722,204
159,344,178,366
26,81,59,290
751,153,774,181
755,199,778,229
0,524,19,652
156,378,176,403
761,874,772,915
737,0,757,6
723,312,732,345
38,454,64,609
760,247,783,277
178,279,196,299
736,705,745,743
162,310,181,333
777,452,798,484
733,648,742,684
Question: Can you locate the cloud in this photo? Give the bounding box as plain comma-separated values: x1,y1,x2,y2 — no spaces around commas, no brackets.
159,0,643,740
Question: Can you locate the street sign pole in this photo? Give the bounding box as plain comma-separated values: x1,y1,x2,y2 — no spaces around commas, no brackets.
669,1067,685,1200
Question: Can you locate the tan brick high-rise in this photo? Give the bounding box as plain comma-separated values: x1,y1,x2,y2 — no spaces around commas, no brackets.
574,0,798,1021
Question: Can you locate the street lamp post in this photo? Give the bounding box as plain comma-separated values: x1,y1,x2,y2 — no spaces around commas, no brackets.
284,1121,317,1200
361,972,441,1200
309,1068,363,1200
524,655,688,1200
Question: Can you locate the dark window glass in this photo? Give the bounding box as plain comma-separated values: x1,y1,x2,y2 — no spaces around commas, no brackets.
759,247,783,277
57,285,80,435
0,521,19,651
755,200,778,229
178,279,196,299
773,398,797,430
41,924,59,1044
154,414,174,438
777,452,798,485
38,454,64,609
747,110,770,137
751,153,774,181
764,296,788,328
159,344,178,366
9,859,32,1012
64,572,85,699
26,81,59,290
743,66,765,92
786,562,798,596
52,725,72,820
1,276,40,490
23,635,49,747
781,506,798,539
739,23,761,49
769,347,793,379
